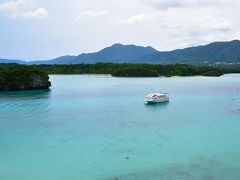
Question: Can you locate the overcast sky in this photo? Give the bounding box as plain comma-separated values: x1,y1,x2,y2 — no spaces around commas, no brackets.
1,0,240,60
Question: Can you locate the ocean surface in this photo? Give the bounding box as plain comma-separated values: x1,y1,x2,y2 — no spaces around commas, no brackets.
0,74,240,180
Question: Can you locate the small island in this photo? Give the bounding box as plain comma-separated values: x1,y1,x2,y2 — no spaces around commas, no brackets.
0,64,51,91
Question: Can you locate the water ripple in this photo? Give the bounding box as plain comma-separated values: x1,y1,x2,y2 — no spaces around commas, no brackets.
0,90,51,127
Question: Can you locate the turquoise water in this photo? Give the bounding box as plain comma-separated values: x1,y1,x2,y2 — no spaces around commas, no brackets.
0,74,240,180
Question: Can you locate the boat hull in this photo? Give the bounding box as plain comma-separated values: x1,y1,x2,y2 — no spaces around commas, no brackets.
145,97,169,104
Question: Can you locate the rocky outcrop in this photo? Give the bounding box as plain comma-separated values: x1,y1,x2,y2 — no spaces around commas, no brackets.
0,64,51,91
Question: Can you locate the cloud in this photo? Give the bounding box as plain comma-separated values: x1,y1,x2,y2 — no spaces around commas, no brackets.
75,10,109,21
143,0,218,10
0,0,48,19
120,8,233,49
120,14,155,24
198,16,232,31
120,12,232,31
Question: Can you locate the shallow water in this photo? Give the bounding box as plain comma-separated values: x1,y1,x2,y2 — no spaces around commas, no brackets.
0,74,240,180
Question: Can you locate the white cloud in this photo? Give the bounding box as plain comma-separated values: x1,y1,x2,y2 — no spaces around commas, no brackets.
143,0,218,10
75,10,109,21
120,14,155,24
121,11,232,31
198,16,232,31
120,7,234,50
0,0,48,19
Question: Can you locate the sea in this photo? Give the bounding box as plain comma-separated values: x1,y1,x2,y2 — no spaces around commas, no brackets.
0,74,240,180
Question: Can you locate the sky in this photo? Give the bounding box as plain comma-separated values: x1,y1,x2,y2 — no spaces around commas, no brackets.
0,0,240,60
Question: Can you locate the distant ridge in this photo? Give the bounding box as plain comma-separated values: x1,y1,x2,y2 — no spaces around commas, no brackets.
30,55,76,65
0,59,26,64
1,40,240,65
140,40,240,64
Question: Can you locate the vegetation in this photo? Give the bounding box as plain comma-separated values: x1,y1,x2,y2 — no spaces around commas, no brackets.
29,63,223,77
112,67,159,77
202,71,223,77
0,63,228,91
214,64,240,74
0,64,51,91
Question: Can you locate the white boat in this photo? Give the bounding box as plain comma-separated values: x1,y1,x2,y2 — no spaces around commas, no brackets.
145,93,169,104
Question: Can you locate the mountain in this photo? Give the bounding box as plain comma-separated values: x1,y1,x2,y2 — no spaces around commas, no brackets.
70,43,158,64
140,40,240,64
0,59,26,64
22,44,157,65
29,56,76,65
1,40,240,65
